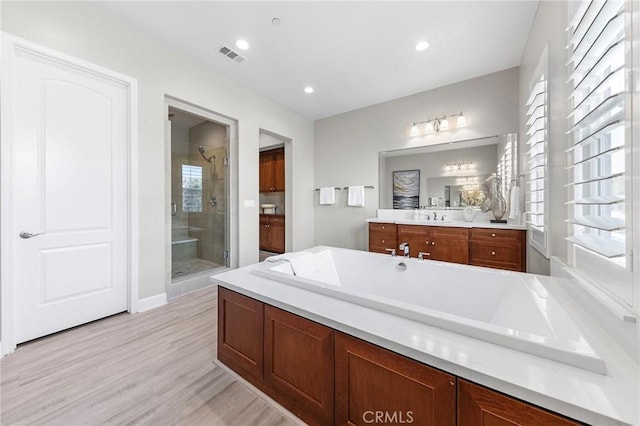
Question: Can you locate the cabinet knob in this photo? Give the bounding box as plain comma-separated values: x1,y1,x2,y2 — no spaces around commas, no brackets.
381,226,385,230
491,251,496,256
432,242,435,246
381,240,385,244
491,233,496,237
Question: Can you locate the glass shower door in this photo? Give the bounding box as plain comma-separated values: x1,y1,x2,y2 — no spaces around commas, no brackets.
170,108,228,279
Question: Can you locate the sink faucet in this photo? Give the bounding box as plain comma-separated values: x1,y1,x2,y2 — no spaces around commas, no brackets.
399,242,410,257
433,211,437,221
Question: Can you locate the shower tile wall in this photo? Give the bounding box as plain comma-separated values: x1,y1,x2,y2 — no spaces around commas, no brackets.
171,122,190,242
188,121,227,267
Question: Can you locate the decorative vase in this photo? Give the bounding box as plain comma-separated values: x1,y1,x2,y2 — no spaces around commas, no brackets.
491,195,507,222
462,206,475,222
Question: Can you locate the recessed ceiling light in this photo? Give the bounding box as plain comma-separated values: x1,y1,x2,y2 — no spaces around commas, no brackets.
415,41,430,51
235,39,249,50
272,17,281,26
304,86,314,94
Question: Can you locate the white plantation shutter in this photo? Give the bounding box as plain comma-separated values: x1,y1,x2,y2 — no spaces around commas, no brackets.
566,0,631,299
525,46,549,257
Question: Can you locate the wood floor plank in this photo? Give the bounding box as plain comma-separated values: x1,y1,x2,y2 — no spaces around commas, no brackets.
0,286,298,426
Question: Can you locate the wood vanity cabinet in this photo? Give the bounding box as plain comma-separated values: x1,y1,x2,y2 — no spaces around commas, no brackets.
469,228,526,272
259,148,285,192
368,222,398,254
396,225,468,264
457,380,581,425
260,214,285,253
335,332,455,426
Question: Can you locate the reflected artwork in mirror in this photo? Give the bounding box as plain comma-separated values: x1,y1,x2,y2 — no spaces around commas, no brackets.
392,170,420,209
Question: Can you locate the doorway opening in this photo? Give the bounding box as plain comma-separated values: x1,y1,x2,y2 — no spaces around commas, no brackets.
166,99,237,298
259,130,291,262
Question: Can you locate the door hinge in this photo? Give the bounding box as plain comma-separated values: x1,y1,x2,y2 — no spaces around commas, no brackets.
223,157,229,166
223,250,229,259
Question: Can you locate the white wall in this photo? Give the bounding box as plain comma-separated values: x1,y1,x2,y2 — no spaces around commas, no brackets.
314,68,520,251
1,2,315,299
518,1,567,275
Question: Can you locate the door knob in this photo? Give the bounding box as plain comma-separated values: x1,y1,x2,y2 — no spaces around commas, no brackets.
19,231,44,239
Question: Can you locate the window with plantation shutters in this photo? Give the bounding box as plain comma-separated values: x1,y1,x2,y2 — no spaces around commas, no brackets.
566,0,631,301
525,45,549,257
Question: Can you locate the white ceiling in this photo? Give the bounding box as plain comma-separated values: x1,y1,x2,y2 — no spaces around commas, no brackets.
95,1,539,120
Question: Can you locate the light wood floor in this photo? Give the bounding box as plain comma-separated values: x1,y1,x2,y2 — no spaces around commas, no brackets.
0,286,297,426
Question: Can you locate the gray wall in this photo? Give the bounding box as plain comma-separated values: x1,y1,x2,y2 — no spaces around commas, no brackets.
314,68,520,251
2,2,315,299
518,1,567,274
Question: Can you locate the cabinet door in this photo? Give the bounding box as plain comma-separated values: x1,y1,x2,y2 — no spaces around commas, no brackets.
272,149,285,191
269,216,285,254
458,380,581,425
430,227,468,264
335,332,455,426
469,241,522,271
432,237,468,264
264,306,334,425
217,287,264,386
397,225,432,258
259,152,274,192
259,215,270,251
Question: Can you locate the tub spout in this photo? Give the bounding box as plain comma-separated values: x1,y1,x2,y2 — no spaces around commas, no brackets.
399,242,410,257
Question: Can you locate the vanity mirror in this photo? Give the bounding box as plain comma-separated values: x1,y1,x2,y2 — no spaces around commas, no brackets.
379,133,518,210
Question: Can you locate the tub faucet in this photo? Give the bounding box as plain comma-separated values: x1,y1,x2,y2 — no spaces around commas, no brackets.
270,258,297,276
399,242,410,257
385,248,397,257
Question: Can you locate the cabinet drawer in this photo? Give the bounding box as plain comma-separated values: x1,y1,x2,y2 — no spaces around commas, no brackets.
431,226,468,239
369,222,396,233
397,224,431,237
469,228,524,243
470,241,522,271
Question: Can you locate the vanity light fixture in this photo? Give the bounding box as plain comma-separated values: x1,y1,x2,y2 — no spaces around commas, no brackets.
411,112,467,135
445,161,473,171
457,112,467,127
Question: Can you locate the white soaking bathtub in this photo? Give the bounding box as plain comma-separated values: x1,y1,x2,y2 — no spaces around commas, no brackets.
252,246,607,375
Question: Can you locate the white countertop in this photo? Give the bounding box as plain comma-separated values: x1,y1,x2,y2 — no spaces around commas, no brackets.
212,261,639,426
367,217,527,230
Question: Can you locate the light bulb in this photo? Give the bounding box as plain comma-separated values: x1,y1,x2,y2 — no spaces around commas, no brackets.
424,121,433,133
235,39,249,50
439,117,449,130
457,113,467,127
410,125,419,137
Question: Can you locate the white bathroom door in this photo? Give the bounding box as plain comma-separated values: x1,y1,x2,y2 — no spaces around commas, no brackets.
6,39,133,344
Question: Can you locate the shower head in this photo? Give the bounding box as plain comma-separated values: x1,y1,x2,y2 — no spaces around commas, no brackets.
198,146,215,163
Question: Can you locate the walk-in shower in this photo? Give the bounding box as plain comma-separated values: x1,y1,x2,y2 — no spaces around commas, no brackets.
169,107,229,287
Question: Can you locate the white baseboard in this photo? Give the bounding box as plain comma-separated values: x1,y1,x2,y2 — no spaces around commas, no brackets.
138,293,168,312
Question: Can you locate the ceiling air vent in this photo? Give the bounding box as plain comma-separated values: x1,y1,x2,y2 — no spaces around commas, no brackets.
218,45,246,63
